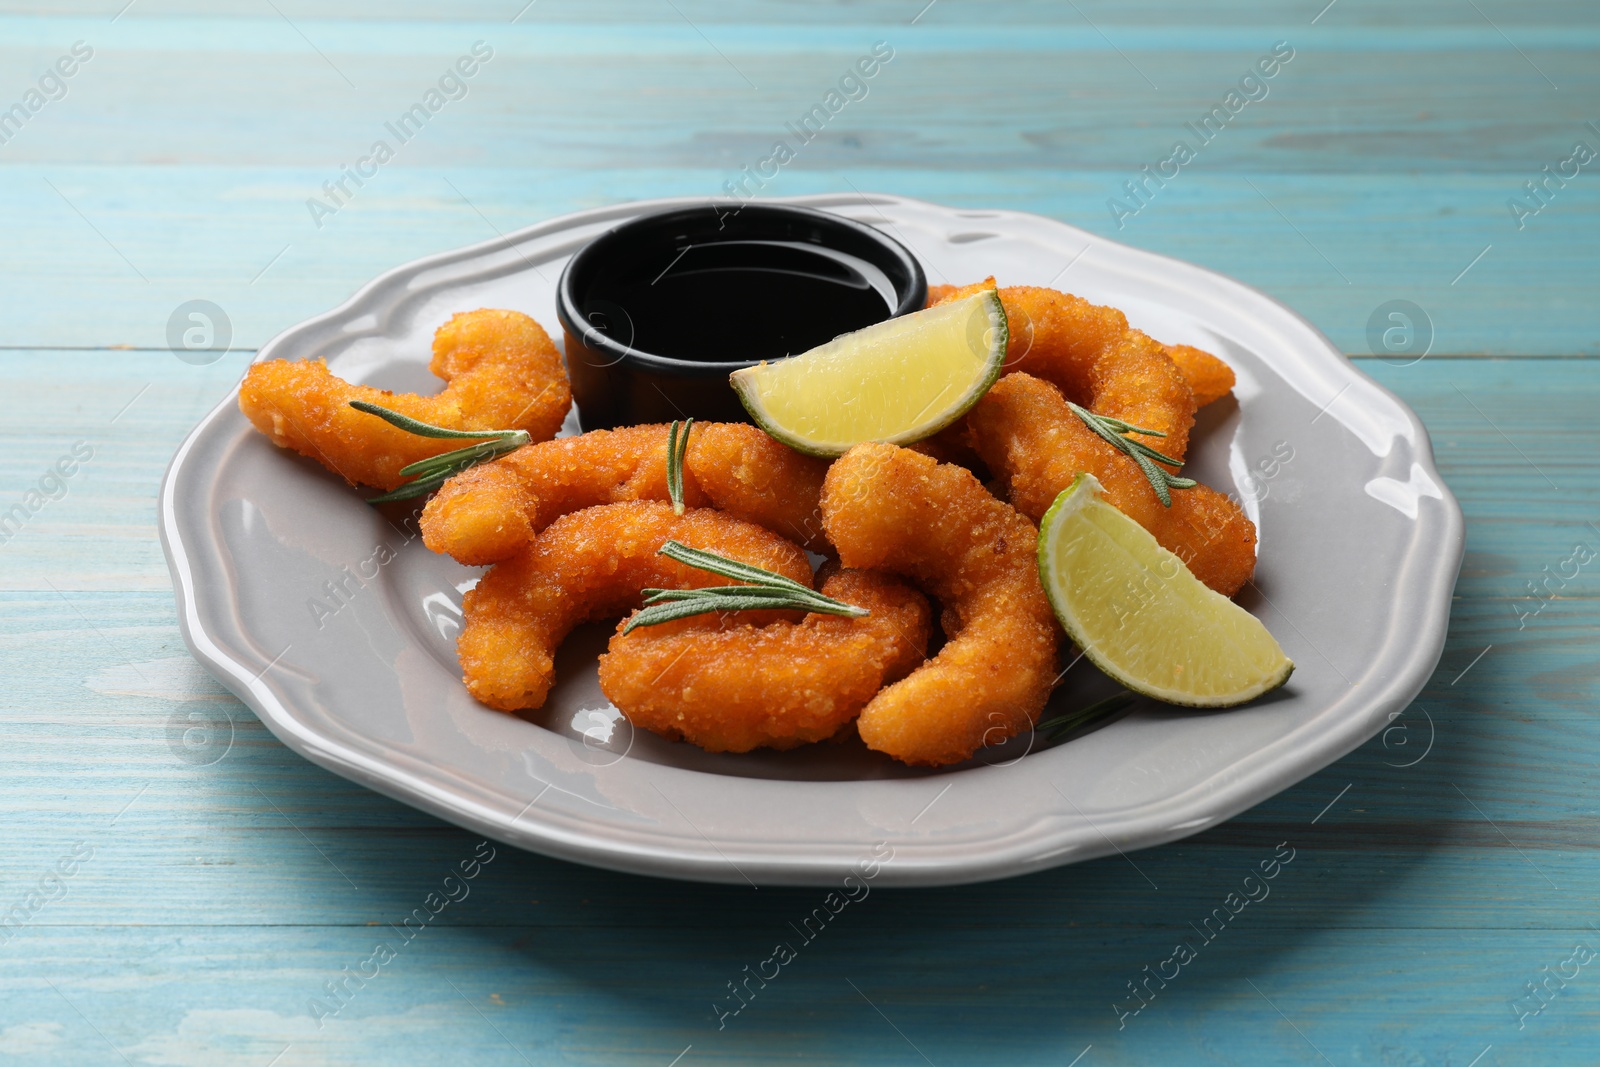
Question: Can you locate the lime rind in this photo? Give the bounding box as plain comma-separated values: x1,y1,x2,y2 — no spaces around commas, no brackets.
730,289,1009,458
1037,472,1293,708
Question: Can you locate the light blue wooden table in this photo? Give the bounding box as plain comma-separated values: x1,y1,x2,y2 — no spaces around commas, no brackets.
3,2,1598,1063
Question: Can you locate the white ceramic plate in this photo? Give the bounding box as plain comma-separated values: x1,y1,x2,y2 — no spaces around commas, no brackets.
160,193,1462,886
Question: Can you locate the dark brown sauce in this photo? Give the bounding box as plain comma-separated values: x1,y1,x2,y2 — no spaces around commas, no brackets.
578,240,895,363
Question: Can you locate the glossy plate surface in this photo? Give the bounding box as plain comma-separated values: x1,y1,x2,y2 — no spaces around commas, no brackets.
159,193,1463,886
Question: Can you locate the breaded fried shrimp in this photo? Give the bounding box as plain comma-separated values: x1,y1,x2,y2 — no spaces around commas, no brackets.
457,502,813,712
598,570,932,753
1164,344,1236,408
932,280,1197,460
929,281,1236,409
683,422,831,550
422,422,828,565
967,373,1256,596
239,309,571,490
423,425,689,565
821,444,1060,767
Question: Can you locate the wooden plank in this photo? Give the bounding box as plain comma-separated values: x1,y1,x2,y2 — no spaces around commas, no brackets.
3,30,1597,174
2,20,1594,172
5,15,1600,46
0,15,1594,352
0,167,1593,354
1,925,1597,1063
4,0,1600,23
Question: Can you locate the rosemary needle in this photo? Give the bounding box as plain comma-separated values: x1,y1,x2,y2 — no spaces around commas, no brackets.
666,418,693,515
1066,401,1197,507
623,540,868,633
1034,691,1136,743
348,400,529,503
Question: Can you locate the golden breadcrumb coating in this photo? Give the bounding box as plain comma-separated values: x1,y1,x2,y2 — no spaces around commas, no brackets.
421,422,829,565
239,308,571,490
930,279,1196,460
821,443,1060,767
598,569,932,753
928,280,1234,413
684,421,831,551
966,373,1256,596
1164,344,1236,408
457,502,813,712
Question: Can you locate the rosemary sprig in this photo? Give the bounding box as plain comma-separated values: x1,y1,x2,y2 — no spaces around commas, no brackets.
348,400,530,504
1034,691,1136,743
623,539,869,633
1066,401,1197,507
666,418,693,515
655,540,816,593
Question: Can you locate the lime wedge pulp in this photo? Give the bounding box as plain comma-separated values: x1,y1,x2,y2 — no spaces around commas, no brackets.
730,288,1008,457
1037,473,1293,707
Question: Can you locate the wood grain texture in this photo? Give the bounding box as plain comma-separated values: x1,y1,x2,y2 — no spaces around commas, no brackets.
5,167,1595,356
3,1,1599,1062
0,10,1594,351
2,0,1599,22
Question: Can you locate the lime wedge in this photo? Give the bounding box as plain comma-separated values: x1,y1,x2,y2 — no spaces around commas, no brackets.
730,289,1007,457
1038,473,1292,707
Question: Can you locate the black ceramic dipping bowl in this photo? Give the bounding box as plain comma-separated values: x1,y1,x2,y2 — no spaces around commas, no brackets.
556,203,927,429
